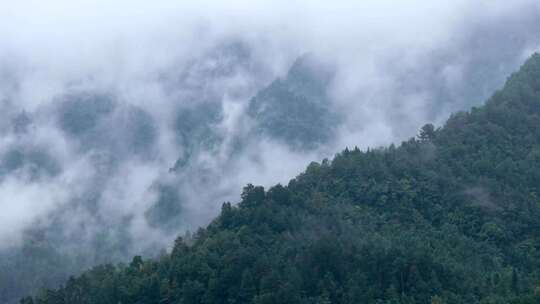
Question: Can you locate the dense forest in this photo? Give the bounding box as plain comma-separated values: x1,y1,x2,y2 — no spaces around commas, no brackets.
19,53,540,303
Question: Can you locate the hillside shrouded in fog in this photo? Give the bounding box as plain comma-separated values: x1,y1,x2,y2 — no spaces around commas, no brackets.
2,1,540,303
21,46,540,304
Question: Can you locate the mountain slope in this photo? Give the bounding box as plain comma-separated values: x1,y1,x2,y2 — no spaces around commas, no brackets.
247,55,340,150
22,54,540,304
0,52,337,304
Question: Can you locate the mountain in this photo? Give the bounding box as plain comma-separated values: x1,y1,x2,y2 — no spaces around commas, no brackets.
0,51,335,304
170,53,337,171
22,54,540,304
247,54,339,150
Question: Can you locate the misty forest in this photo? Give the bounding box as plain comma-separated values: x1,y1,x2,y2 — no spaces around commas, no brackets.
2,1,540,304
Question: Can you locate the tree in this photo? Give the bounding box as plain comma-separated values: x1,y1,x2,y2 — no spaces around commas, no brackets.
418,123,436,141
240,184,265,208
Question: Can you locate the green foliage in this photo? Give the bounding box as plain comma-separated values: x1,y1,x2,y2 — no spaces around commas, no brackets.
25,54,540,303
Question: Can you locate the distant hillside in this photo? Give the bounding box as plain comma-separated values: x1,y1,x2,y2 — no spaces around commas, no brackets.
23,54,540,304
0,51,336,304
247,54,339,150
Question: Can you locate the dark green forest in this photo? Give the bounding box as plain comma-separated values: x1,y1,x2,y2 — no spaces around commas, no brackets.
21,54,540,304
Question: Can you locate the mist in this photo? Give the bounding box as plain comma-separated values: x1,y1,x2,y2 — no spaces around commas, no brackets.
1,1,540,302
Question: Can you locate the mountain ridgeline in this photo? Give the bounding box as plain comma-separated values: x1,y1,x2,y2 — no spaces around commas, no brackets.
20,54,540,303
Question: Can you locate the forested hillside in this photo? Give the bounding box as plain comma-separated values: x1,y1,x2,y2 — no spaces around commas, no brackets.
247,55,339,149
21,53,540,303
